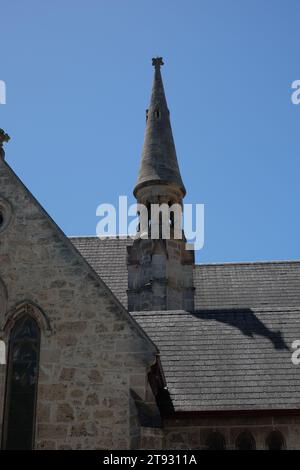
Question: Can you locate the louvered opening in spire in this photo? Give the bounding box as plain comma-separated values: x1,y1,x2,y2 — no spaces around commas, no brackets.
134,58,186,198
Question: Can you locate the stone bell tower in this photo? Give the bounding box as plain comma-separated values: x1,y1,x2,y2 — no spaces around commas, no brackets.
127,58,194,311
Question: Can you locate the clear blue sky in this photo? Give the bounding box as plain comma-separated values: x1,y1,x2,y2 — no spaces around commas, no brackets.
1,0,299,263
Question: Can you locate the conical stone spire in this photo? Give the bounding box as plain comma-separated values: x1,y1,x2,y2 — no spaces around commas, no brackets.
134,58,186,198
128,59,195,312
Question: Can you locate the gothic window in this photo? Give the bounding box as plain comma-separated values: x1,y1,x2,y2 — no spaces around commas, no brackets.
236,431,256,450
266,430,285,450
205,431,226,450
2,315,40,450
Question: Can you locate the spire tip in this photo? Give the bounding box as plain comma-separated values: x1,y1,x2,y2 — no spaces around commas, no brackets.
152,57,164,68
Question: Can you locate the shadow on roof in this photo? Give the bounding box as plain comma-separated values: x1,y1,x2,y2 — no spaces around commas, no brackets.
191,309,290,351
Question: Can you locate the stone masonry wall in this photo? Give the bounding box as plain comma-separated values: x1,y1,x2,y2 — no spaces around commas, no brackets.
127,238,194,312
162,415,300,450
0,159,158,449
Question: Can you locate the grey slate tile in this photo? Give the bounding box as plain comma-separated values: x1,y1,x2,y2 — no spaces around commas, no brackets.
70,236,300,412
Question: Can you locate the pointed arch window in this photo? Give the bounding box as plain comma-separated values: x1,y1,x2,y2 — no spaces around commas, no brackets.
236,431,256,450
2,315,40,449
266,430,285,450
205,431,226,450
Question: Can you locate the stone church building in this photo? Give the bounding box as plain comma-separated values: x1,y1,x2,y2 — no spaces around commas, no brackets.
0,58,300,450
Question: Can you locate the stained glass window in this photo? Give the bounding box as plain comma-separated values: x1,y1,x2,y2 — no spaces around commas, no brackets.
3,315,40,450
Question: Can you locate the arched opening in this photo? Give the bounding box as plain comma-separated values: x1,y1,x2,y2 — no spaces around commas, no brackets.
2,315,40,450
236,431,256,450
205,431,226,450
266,430,285,450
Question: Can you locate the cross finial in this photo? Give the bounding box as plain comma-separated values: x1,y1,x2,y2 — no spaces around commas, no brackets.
152,57,164,68
0,129,10,159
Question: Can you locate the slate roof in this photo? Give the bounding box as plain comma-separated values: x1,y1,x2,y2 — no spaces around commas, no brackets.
70,236,300,311
70,236,300,412
132,309,300,412
194,260,300,310
70,236,132,308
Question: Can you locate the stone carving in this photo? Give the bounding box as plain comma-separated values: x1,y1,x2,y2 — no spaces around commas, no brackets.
0,129,10,159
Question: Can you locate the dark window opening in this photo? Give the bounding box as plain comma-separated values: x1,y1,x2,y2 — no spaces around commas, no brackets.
147,204,151,229
168,202,173,227
159,212,163,238
0,212,3,227
136,210,140,234
266,431,285,450
155,109,160,119
236,431,256,450
205,432,226,450
2,315,40,450
170,211,174,227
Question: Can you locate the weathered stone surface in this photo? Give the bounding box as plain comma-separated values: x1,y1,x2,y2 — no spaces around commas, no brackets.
88,369,103,383
37,424,68,440
85,393,99,406
36,403,51,423
39,384,67,401
36,440,57,450
163,417,300,450
0,158,157,449
128,227,194,312
59,367,75,381
94,409,113,419
56,403,74,422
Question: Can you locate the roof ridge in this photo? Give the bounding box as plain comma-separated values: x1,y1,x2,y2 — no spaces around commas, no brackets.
69,238,300,264
69,235,132,240
195,260,300,267
132,306,300,315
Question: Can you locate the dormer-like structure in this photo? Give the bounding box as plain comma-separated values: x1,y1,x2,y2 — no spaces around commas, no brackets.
127,58,195,311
